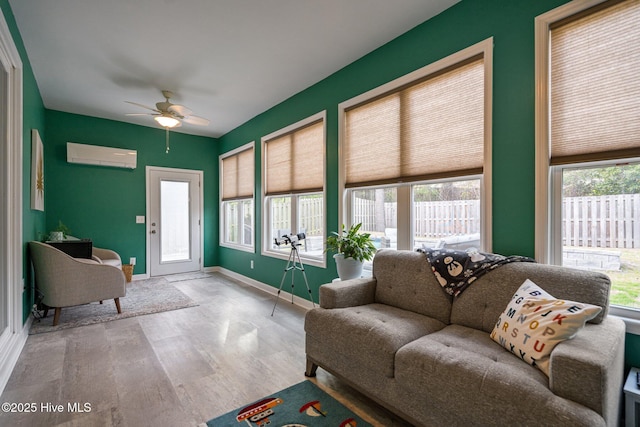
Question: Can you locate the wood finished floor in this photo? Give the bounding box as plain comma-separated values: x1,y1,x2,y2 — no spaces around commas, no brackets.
0,272,411,427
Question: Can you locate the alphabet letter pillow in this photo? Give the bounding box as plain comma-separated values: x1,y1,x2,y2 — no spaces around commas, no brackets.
490,279,602,376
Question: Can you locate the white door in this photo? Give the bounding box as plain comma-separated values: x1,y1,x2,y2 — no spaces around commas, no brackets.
147,167,202,276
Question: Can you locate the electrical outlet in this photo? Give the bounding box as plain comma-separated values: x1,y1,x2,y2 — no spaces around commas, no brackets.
250,260,254,269
130,257,136,265
136,216,145,224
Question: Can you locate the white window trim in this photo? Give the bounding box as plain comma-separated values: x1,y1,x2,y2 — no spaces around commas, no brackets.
535,0,640,327
346,174,484,251
338,38,493,251
219,141,255,253
261,111,327,268
220,199,254,253
534,0,608,263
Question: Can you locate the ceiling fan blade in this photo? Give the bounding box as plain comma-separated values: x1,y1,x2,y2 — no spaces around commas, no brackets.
125,113,157,116
125,101,160,112
182,115,210,126
168,104,193,117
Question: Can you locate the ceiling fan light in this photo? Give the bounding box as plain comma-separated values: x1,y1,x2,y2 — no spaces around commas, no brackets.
154,115,180,128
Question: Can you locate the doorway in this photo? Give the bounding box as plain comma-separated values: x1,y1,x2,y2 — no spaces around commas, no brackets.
146,167,203,277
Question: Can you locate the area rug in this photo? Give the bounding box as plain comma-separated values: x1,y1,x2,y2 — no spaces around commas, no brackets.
206,380,372,427
29,277,198,334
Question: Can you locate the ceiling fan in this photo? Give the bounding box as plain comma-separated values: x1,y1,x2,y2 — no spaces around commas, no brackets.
125,90,210,153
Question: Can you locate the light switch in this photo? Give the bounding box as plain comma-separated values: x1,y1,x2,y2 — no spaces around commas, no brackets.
136,216,145,224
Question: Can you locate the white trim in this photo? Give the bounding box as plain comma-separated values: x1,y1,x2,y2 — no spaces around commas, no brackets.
219,141,255,160
535,0,640,327
610,307,640,336
219,141,256,252
0,318,30,394
145,166,204,276
338,38,493,250
534,0,611,262
261,111,325,142
339,38,493,111
213,266,315,310
261,111,327,268
481,38,493,253
0,7,25,395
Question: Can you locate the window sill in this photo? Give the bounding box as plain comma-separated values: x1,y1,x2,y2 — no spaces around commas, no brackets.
220,242,255,253
609,305,640,335
261,249,326,269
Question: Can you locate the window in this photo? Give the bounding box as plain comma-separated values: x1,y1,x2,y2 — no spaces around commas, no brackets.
263,112,326,265
536,0,640,314
340,39,492,254
351,178,481,256
220,143,254,251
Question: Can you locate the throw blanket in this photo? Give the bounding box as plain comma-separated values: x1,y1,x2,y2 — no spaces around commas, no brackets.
418,247,535,297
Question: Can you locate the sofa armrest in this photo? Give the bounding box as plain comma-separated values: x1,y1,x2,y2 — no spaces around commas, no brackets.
549,316,625,426
319,278,376,309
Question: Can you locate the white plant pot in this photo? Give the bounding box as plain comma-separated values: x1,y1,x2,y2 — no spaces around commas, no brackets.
49,231,64,241
333,253,364,280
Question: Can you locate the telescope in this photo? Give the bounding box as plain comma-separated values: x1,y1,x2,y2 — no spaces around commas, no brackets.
274,232,306,247
271,231,315,316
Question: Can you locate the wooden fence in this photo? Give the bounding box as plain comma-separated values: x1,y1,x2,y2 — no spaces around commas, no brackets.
272,194,640,249
271,197,324,237
353,197,480,238
563,194,640,249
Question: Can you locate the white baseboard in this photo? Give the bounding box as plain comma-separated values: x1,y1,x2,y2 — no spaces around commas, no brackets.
0,316,32,395
213,267,316,310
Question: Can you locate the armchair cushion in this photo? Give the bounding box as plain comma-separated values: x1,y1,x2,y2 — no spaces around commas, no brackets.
92,246,122,268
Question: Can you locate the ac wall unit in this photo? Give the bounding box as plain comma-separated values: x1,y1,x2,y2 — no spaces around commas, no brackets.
67,142,137,169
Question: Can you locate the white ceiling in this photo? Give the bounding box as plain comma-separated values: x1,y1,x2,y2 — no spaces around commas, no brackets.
9,0,459,138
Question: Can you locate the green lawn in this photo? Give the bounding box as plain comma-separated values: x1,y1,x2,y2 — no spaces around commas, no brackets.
603,248,640,309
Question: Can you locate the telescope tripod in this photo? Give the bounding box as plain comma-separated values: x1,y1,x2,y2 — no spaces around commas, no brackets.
271,243,315,316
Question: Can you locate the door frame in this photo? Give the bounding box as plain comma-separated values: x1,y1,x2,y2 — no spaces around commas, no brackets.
145,166,204,277
0,7,26,395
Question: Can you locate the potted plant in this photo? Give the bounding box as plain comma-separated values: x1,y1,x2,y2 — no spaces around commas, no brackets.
49,220,71,241
325,223,377,280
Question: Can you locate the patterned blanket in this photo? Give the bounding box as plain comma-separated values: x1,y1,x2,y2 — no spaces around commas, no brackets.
418,247,535,297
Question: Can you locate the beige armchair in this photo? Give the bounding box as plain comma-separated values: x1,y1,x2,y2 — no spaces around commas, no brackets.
29,241,126,326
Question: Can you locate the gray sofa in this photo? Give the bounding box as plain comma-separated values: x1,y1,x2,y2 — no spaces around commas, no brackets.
304,250,626,426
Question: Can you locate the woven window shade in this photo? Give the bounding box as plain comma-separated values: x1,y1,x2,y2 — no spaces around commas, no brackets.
550,0,640,165
222,147,254,201
345,58,484,188
265,120,324,195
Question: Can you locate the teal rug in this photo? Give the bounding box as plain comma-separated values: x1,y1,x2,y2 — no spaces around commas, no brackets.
207,381,372,426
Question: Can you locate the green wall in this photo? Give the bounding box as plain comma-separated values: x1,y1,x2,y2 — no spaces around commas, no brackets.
43,110,219,275
216,0,640,369
0,0,47,322
4,0,639,369
217,0,566,296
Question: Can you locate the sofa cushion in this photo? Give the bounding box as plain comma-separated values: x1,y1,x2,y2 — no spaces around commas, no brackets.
304,303,446,378
450,262,610,333
373,250,452,324
395,325,604,426
490,279,602,376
